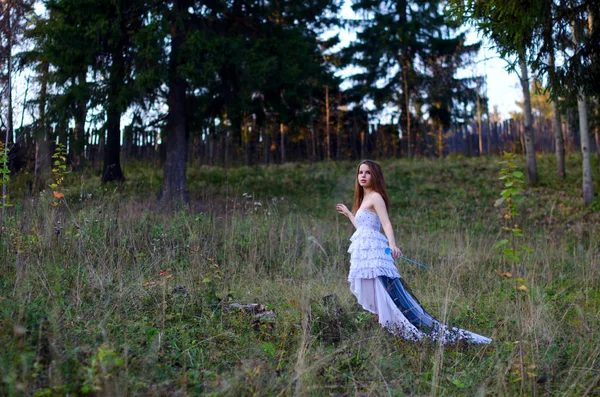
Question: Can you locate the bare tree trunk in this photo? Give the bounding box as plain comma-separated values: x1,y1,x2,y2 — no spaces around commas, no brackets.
570,22,594,204
280,123,285,164
102,34,125,182
477,92,482,155
336,91,342,160
360,129,365,160
551,101,565,178
2,7,13,226
35,59,51,189
264,126,270,166
518,53,537,183
403,64,411,159
325,84,330,161
71,73,87,170
311,123,316,163
438,125,443,158
549,49,565,178
577,94,594,204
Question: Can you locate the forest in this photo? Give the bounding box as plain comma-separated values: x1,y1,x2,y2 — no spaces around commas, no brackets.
1,0,598,202
1,0,600,396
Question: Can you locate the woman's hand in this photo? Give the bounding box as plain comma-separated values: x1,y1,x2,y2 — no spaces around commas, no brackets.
389,246,403,259
336,203,351,217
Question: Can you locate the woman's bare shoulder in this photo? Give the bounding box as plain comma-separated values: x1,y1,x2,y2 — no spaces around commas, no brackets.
369,192,384,203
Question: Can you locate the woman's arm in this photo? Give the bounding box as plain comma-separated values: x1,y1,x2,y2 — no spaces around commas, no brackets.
336,203,357,229
372,194,403,258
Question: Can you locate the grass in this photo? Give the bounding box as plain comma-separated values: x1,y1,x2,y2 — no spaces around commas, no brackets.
1,153,600,396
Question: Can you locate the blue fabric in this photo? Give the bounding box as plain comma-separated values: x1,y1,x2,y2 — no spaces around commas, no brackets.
377,276,436,331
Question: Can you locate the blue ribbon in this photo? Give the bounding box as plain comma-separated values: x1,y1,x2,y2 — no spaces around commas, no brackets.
385,248,428,269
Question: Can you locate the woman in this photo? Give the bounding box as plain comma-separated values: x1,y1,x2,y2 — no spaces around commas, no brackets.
336,160,491,344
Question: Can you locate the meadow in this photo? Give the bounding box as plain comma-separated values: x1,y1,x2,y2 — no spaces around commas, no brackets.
1,154,599,396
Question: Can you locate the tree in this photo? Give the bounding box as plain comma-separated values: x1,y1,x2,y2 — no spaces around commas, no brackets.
571,14,594,205
1,0,35,145
449,0,539,183
41,0,155,182
159,0,191,203
344,0,482,158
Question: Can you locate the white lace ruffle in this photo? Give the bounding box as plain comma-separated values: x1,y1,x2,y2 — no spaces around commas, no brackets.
347,227,399,281
348,262,400,281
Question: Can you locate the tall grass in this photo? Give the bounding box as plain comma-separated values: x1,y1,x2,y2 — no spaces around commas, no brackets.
1,155,599,396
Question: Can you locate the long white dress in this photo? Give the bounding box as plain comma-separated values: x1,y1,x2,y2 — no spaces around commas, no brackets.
348,208,492,344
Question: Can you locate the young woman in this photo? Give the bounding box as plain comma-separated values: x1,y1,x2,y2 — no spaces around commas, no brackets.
336,160,492,344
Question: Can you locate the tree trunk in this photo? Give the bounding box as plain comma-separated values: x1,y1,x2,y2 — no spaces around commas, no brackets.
159,0,190,203
325,84,330,161
438,125,443,158
402,63,411,159
545,8,566,179
7,14,13,146
572,22,594,204
477,92,482,155
336,91,342,160
518,53,537,183
103,100,124,182
264,126,270,166
102,30,125,182
280,122,285,163
72,74,87,170
34,59,51,189
594,124,600,172
577,94,594,204
551,101,565,178
2,5,13,233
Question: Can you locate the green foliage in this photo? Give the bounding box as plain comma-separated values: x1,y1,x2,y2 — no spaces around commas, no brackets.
494,152,532,265
50,142,68,206
0,142,11,209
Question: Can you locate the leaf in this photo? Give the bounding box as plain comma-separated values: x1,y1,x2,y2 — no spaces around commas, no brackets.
493,239,509,248
494,197,506,207
512,171,523,178
49,183,58,189
519,245,534,252
448,378,466,388
514,278,527,283
53,191,65,199
517,285,528,292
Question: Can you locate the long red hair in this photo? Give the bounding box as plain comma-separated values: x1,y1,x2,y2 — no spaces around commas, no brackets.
351,160,390,214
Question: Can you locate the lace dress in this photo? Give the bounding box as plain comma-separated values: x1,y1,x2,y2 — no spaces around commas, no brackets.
347,209,492,344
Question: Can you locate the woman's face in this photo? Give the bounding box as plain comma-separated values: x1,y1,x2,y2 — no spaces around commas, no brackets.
357,163,373,188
